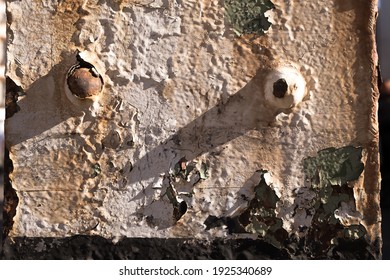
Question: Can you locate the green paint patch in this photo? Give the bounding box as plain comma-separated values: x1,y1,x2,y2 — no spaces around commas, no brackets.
303,146,364,189
301,146,369,258
225,0,274,36
244,170,286,248
199,162,208,179
171,157,209,184
91,163,101,178
342,224,367,240
173,157,195,180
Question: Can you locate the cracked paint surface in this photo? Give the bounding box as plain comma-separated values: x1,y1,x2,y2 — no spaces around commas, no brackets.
4,0,381,258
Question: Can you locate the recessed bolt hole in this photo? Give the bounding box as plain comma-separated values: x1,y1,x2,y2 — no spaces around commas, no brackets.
273,78,288,98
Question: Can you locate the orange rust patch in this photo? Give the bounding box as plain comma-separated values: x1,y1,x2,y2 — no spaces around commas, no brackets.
67,67,103,99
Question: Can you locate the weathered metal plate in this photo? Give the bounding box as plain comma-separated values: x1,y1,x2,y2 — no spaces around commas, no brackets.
4,0,381,259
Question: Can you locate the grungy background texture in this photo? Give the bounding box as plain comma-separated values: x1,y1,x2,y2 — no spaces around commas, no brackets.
2,0,382,259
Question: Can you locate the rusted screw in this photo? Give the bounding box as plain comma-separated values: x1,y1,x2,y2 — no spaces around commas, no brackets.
67,66,103,99
273,78,288,98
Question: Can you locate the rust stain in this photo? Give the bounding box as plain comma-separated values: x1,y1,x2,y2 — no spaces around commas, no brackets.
50,0,85,61
161,79,175,100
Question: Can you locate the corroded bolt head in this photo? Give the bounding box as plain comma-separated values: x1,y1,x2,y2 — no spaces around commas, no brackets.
273,78,288,98
67,67,103,99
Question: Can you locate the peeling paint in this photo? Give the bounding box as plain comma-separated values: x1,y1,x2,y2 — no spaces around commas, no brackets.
298,146,371,258
204,170,287,249
202,147,374,259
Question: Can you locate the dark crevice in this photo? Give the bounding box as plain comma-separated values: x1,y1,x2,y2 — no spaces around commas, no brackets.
2,237,290,260
2,235,372,259
5,77,24,119
173,200,187,221
3,149,19,243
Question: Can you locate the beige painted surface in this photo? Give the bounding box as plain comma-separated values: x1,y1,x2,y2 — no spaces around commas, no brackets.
4,0,381,256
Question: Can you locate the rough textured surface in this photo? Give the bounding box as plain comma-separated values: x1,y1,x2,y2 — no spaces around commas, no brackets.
3,0,381,259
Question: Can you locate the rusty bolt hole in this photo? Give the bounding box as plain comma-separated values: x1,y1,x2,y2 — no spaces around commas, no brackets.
67,63,103,99
273,78,288,98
